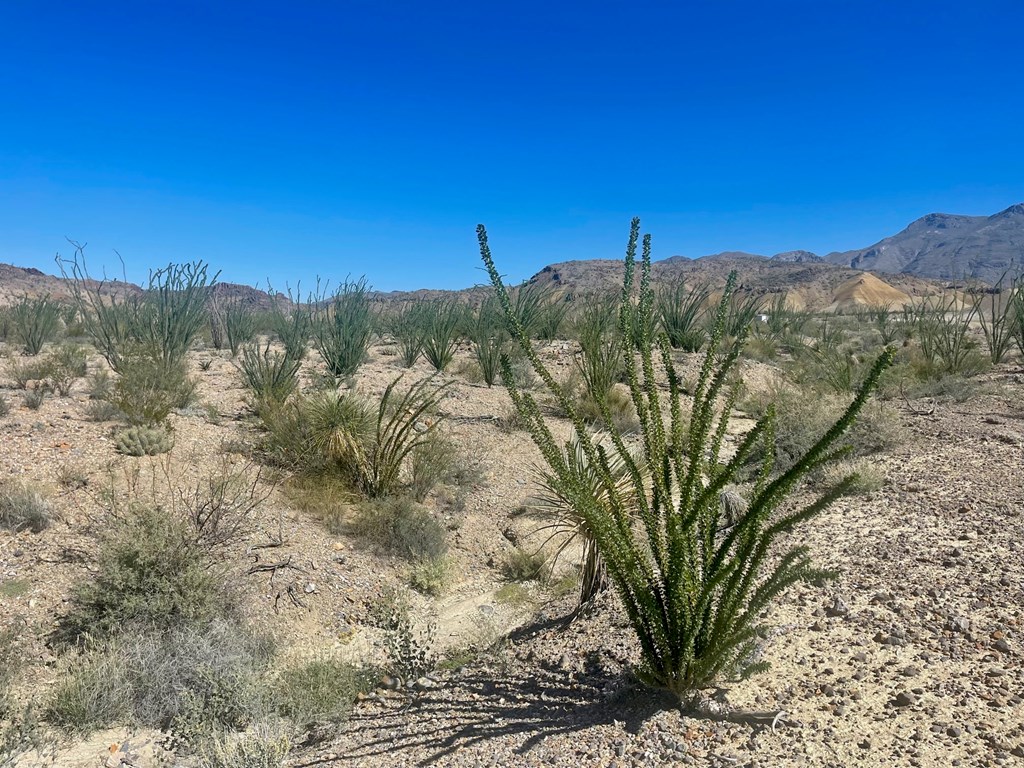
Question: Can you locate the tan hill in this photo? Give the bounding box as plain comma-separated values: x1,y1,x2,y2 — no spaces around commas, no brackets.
830,272,912,310
528,255,947,313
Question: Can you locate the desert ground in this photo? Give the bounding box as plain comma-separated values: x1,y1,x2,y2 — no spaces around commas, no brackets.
1,313,1022,768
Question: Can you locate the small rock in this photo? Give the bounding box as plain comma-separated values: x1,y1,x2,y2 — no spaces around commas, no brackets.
947,726,963,738
894,691,919,707
825,598,850,618
304,582,317,594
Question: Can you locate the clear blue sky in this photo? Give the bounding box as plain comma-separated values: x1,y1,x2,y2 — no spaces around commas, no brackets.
1,1,1022,291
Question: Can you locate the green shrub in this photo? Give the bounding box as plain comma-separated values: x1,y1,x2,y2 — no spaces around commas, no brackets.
195,720,291,768
479,219,893,698
384,301,427,368
43,344,88,396
501,548,548,582
83,400,124,422
56,505,233,644
311,278,373,377
276,657,371,726
22,388,46,411
47,621,273,744
0,485,53,533
268,290,311,362
370,588,437,682
114,425,175,456
5,354,48,390
352,497,447,562
409,433,458,502
110,355,195,425
9,295,62,355
409,556,449,596
59,248,214,375
209,297,257,356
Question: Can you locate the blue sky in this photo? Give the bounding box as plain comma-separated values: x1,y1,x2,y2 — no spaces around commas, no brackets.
1,1,1022,291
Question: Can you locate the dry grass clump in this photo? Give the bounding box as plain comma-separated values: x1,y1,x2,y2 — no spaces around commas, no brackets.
0,484,53,533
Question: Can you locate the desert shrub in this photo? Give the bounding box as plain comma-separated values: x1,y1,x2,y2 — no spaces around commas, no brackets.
59,248,214,374
239,341,301,412
9,295,62,355
47,621,273,745
974,285,1016,364
282,474,354,535
817,458,886,495
409,556,449,596
910,294,983,375
352,497,447,562
409,433,458,502
85,367,114,400
370,588,437,682
479,219,893,698
573,383,639,434
311,278,373,377
83,400,124,422
56,504,234,645
534,290,572,341
501,548,548,582
658,280,709,351
744,381,902,472
268,291,311,362
0,397,8,418
471,295,509,386
0,485,52,533
5,354,48,389
421,299,465,372
43,344,88,396
0,630,52,766
22,388,46,410
195,720,291,768
276,657,371,727
110,354,195,425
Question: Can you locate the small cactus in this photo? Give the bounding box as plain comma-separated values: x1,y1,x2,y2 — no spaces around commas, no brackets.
114,425,174,456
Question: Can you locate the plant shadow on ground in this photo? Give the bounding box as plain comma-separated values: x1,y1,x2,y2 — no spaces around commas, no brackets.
293,612,786,767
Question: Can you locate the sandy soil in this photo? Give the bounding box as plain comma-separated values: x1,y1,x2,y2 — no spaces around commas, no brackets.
1,340,1021,767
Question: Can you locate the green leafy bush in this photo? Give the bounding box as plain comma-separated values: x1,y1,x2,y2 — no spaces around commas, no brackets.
276,656,371,726
110,355,195,425
56,504,233,644
352,497,447,562
479,219,893,698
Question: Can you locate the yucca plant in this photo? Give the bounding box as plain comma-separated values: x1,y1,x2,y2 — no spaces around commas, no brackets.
658,280,710,351
9,295,62,355
307,377,448,498
479,219,893,699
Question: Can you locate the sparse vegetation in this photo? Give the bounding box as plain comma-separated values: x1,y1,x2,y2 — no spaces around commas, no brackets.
0,484,52,533
9,295,62,355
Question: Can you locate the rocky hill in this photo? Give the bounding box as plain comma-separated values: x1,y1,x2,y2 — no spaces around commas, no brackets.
826,203,1024,283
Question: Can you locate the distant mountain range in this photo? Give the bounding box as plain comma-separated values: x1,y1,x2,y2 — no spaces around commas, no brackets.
824,203,1024,284
1,203,1021,313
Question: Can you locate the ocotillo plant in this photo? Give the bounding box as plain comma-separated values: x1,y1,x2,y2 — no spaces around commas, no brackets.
479,218,893,699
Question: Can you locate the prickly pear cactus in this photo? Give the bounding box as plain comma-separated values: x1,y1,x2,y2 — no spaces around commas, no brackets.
114,425,174,456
